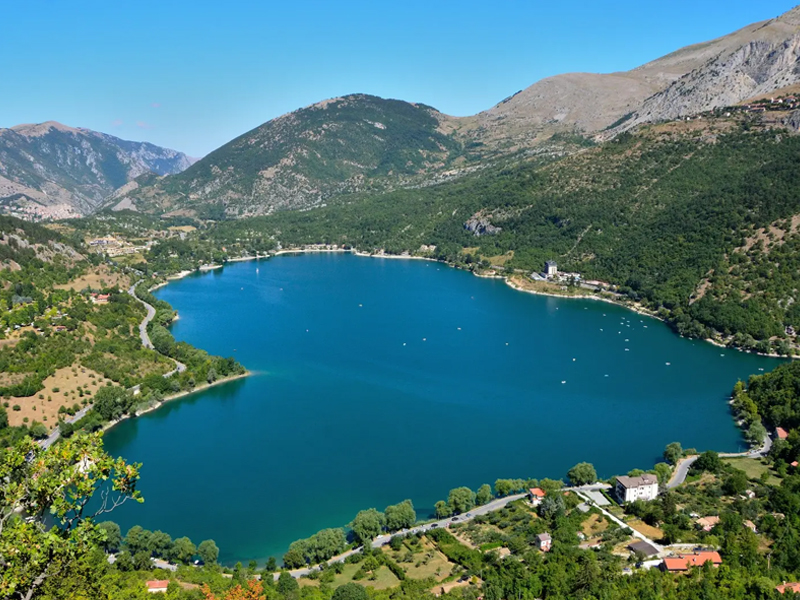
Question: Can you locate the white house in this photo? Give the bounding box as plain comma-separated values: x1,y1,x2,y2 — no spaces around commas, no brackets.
615,474,659,503
544,260,558,277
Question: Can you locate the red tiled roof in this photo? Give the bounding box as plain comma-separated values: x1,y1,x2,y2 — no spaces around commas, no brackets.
662,552,722,571
777,427,789,440
146,580,169,590
529,488,546,498
777,582,800,594
791,461,799,468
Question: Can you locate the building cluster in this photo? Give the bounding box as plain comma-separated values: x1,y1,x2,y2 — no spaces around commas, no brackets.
89,236,152,257
530,260,582,284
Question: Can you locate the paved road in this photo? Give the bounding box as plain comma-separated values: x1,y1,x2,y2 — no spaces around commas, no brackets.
129,283,157,350
127,283,186,375
38,283,187,449
273,485,615,580
40,405,92,450
667,433,773,490
666,456,698,489
272,493,530,580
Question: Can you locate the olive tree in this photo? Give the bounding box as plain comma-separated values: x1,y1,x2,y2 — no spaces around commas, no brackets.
0,433,142,600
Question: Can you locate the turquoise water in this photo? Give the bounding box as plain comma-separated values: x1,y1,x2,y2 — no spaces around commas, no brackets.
101,253,783,564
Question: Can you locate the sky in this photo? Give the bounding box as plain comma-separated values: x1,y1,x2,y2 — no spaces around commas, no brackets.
1,0,797,157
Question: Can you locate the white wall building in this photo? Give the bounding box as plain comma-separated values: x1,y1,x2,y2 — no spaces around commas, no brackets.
615,474,659,503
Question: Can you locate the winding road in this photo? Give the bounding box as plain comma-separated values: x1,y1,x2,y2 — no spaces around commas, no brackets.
38,283,187,449
127,283,186,376
666,433,773,489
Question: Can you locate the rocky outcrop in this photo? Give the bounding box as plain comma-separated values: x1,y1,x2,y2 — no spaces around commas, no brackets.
464,213,501,236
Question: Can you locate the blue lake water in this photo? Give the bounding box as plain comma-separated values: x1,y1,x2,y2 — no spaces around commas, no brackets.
101,253,783,564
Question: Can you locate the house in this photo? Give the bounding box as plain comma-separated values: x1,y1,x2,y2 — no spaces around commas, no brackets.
53,325,67,333
744,520,757,533
791,461,798,468
777,427,789,440
661,551,722,572
696,516,720,532
146,580,169,593
536,533,552,552
615,474,659,503
777,582,800,594
528,487,546,505
544,260,558,277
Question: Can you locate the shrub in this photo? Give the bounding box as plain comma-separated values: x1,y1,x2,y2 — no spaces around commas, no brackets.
12,405,21,411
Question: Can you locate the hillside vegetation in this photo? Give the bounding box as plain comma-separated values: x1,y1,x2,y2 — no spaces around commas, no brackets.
203,115,800,352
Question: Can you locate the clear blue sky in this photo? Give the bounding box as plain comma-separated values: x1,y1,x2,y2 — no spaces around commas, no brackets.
1,0,797,157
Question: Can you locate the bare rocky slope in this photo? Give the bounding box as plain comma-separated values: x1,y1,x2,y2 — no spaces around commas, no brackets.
471,6,800,145
0,122,194,220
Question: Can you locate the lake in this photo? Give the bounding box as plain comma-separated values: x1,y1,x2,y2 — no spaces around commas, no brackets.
102,253,783,564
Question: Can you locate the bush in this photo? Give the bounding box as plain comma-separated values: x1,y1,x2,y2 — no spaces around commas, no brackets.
12,405,20,411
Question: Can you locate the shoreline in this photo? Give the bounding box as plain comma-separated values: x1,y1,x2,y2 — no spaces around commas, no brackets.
183,247,788,361
102,371,251,435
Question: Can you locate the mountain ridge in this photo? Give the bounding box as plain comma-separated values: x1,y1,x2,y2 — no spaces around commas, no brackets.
108,4,800,219
0,121,195,220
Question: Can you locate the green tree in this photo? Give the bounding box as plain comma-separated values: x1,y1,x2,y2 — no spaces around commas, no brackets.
277,571,299,598
133,550,152,571
653,463,673,485
435,500,453,518
114,550,134,572
538,495,566,520
663,442,684,465
384,500,416,531
692,450,722,474
331,582,369,600
97,521,122,553
198,539,219,565
148,530,173,558
476,484,493,505
169,537,196,564
125,525,152,555
448,487,476,514
0,433,141,600
567,462,597,486
349,509,385,545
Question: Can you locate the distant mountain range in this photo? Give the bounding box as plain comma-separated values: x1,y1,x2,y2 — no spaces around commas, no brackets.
0,122,195,220
8,5,800,221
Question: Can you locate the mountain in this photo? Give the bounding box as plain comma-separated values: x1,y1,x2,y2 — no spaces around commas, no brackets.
114,5,800,219
107,95,474,219
471,5,800,145
0,121,195,220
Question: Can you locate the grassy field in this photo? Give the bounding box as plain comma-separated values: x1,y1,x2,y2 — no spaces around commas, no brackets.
7,365,113,428
299,563,401,591
54,265,131,291
627,519,663,540
382,538,454,581
723,457,782,486
581,513,609,538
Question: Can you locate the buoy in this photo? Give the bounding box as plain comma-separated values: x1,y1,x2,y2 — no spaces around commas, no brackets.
572,358,576,361
666,362,671,366
423,338,426,341
561,380,566,384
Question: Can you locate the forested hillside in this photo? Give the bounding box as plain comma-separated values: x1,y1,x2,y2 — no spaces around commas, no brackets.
206,114,800,352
